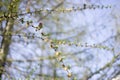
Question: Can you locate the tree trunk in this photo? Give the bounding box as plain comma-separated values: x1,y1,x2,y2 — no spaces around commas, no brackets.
0,17,14,78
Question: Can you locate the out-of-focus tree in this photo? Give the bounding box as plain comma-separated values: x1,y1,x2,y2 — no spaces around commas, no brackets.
0,0,20,78
0,0,120,80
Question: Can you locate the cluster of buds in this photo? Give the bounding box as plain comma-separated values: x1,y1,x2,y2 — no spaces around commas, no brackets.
0,3,112,22
49,39,113,51
55,51,72,78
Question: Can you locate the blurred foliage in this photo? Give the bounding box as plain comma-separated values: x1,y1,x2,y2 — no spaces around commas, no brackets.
0,0,120,80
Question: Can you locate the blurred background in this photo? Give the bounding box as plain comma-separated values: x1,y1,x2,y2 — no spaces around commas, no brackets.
0,0,120,80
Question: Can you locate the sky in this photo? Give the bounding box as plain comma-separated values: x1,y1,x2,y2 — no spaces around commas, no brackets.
1,0,120,80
